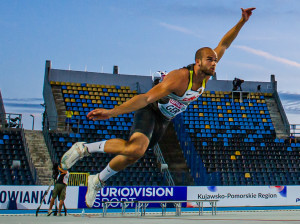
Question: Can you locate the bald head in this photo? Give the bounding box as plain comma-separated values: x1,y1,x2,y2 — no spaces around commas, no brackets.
195,47,217,61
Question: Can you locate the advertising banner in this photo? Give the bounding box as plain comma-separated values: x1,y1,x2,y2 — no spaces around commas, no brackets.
187,186,300,207
0,186,79,210
78,186,187,208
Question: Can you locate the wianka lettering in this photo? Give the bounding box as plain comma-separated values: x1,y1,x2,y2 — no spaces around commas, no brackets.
100,187,173,197
198,193,277,200
0,190,52,204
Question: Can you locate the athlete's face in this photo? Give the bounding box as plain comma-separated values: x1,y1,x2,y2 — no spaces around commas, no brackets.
196,50,218,76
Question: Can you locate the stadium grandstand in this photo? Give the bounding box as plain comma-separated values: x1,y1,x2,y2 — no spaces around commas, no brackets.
0,60,299,219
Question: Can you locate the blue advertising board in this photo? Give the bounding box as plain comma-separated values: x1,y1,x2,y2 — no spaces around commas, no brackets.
78,186,187,208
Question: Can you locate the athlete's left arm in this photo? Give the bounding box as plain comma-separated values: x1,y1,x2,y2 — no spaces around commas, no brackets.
214,7,255,62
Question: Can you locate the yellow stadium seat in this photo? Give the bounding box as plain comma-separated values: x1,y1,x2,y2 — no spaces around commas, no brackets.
92,100,97,104
97,88,102,92
55,81,61,85
242,114,247,118
129,94,133,97
82,87,87,91
111,85,116,89
205,125,210,129
105,85,111,88
77,87,82,91
95,96,100,100
230,155,236,160
61,82,66,85
97,100,102,104
235,151,241,156
245,173,251,178
194,105,198,108
227,110,232,113
73,90,78,94
260,110,265,114
71,98,76,102
62,90,68,94
132,90,137,94
121,86,125,90
104,93,109,96
202,93,207,97
90,96,95,99
74,111,79,116
85,95,90,99
119,93,124,98
217,106,222,110
125,86,130,90
226,102,230,106
67,86,72,90
218,114,223,118
91,84,96,88
64,98,70,102
199,113,204,117
67,90,73,94
80,95,84,99
262,118,267,122
87,87,93,91
86,84,91,87
76,83,81,87
229,118,233,122
112,89,117,93
92,88,97,91
241,106,245,110
66,82,71,86
108,89,112,93
203,101,207,105
83,103,87,107
118,101,122,105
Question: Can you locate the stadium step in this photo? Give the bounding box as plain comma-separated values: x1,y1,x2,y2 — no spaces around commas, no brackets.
24,130,53,185
159,122,195,186
265,97,289,138
51,85,68,131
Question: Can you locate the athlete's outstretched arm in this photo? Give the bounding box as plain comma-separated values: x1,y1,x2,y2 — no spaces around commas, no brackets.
87,70,184,120
214,7,255,61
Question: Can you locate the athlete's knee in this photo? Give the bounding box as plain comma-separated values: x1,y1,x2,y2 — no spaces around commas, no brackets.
124,143,146,158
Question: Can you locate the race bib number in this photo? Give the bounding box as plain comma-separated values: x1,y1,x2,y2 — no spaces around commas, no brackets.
158,99,187,119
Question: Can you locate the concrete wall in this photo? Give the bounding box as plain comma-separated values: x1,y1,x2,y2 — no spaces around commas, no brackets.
43,61,57,130
48,64,275,94
49,69,153,94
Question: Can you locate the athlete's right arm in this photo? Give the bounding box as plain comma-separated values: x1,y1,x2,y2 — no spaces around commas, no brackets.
87,70,184,120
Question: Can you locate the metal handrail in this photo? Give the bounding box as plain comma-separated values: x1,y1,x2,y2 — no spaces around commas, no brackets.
153,144,175,186
42,115,59,163
20,128,40,185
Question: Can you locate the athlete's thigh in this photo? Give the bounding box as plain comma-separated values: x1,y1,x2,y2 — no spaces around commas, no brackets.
129,105,156,141
148,116,170,149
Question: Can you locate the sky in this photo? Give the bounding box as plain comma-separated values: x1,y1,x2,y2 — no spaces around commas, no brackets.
1,0,300,130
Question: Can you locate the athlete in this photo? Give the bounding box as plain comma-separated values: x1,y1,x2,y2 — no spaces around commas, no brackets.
60,7,255,207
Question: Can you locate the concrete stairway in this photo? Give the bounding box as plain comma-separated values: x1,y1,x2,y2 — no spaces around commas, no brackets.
51,86,66,131
159,123,194,186
265,97,289,138
24,130,53,185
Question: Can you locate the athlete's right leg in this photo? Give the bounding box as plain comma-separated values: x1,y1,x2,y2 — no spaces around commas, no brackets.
60,134,149,170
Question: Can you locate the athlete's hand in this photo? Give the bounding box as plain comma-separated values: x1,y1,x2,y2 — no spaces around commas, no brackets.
241,7,256,22
87,109,112,120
